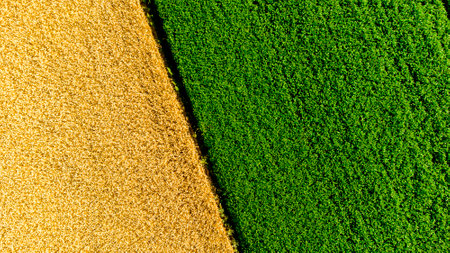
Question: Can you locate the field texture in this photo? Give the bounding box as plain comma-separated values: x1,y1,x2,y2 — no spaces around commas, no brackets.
0,0,232,251
152,0,449,251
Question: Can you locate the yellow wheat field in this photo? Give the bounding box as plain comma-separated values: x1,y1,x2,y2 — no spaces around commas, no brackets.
0,0,232,251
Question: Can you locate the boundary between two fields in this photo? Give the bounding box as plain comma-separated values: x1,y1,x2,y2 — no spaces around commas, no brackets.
140,1,240,252
442,0,450,18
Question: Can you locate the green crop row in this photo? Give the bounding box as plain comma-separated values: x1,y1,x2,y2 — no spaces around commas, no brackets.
148,0,449,251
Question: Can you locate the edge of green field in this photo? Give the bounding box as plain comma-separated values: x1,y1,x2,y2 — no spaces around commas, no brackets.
140,1,239,251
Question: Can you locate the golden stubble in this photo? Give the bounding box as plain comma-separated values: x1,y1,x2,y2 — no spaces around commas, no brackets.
0,0,233,251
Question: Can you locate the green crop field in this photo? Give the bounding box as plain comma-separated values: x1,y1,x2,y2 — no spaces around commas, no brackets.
147,0,449,251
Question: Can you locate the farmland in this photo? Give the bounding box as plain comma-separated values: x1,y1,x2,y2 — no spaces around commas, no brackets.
151,0,449,251
0,0,232,251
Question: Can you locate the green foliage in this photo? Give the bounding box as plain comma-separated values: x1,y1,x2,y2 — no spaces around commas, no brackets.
152,0,449,251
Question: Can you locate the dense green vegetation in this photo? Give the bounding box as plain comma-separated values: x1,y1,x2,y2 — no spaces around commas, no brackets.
148,0,449,251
